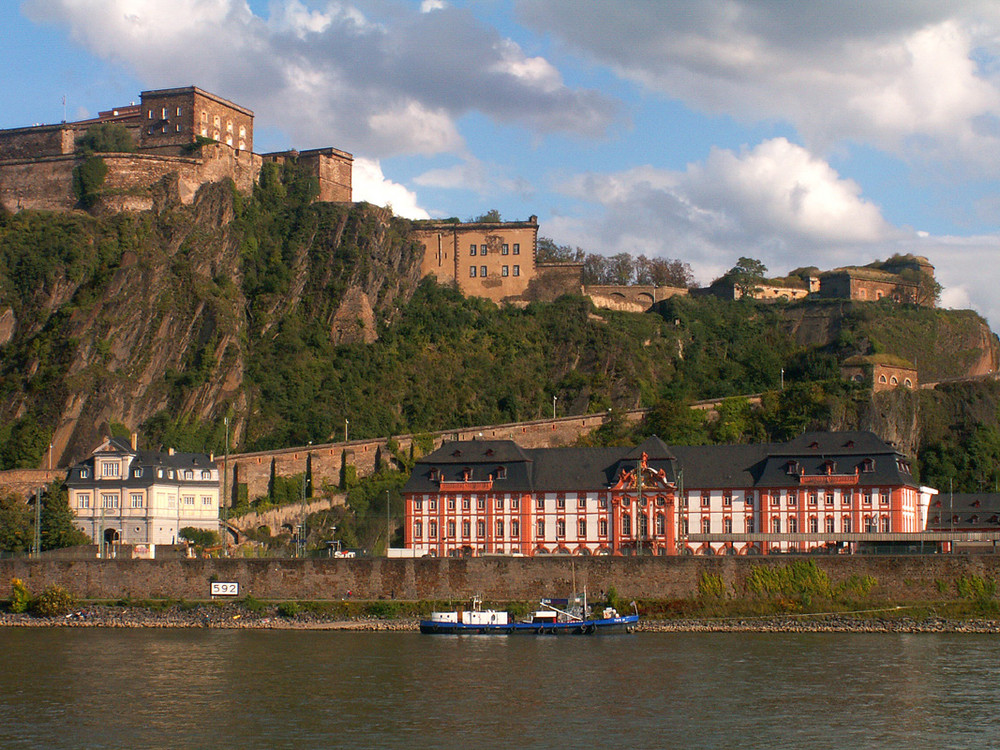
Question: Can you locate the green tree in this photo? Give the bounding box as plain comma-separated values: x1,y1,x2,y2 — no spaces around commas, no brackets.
0,492,31,554
642,398,710,445
471,209,502,222
76,123,135,154
728,257,768,298
40,483,89,550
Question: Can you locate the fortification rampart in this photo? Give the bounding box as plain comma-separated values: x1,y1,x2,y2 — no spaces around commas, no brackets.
4,555,999,602
0,469,64,498
586,284,687,312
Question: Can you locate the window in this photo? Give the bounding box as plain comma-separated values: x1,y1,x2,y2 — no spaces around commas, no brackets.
701,517,710,534
771,517,781,533
202,496,212,505
863,490,872,505
157,469,163,478
495,497,503,510
808,491,818,506
161,107,167,118
480,244,487,255
701,492,710,507
843,491,852,506
202,470,212,479
788,492,797,507
470,244,477,256
513,265,520,276
880,515,890,532
101,494,119,509
809,517,818,533
496,467,507,479
448,520,457,538
227,120,233,132
78,494,91,509
480,266,487,277
102,462,118,477
557,496,565,509
147,110,153,119
599,519,608,536
476,497,485,510
578,496,586,508
723,517,732,534
598,497,607,509
201,111,208,122
622,515,632,536
825,491,834,505
470,266,477,278
723,492,732,507
239,125,246,138
655,515,665,535
825,516,835,533
183,496,195,506
843,517,852,533
429,520,437,539
557,519,566,537
448,497,456,510
168,471,174,479
214,115,221,127
80,469,89,479
639,515,648,537
788,517,798,533
579,519,587,537
476,520,485,537
415,499,423,511
880,491,890,505
502,244,509,255
184,470,194,480
746,518,755,533
511,498,519,510
429,498,437,510
414,521,423,539
536,520,545,538
536,497,544,510
513,243,520,255
462,497,470,510
770,493,779,507
502,266,509,277
130,494,143,508
509,520,519,539
496,520,505,537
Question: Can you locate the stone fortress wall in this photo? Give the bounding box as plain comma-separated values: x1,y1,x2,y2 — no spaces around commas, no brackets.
0,86,352,214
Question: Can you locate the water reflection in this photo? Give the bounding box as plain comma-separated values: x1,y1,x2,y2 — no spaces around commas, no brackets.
2,630,1000,748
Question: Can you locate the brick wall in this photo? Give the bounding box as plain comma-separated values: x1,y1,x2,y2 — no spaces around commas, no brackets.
0,469,64,498
4,555,999,602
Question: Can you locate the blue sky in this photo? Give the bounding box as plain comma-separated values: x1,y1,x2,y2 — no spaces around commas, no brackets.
4,1,1000,325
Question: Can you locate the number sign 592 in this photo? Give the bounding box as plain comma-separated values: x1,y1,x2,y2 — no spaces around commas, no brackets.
210,581,239,597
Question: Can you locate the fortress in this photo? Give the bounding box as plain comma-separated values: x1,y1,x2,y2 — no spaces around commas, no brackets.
0,86,352,213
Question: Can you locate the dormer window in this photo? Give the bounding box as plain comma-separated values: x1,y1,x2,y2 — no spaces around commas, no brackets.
496,466,507,479
861,458,875,473
785,460,799,475
80,469,89,479
429,468,438,481
452,450,462,457
809,441,820,450
822,459,836,475
134,468,142,477
485,449,494,457
844,440,855,448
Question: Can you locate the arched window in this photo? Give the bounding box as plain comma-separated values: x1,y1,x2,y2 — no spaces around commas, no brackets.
878,374,888,384
788,517,798,533
639,515,648,537
890,376,898,385
842,516,852,533
414,521,422,538
825,516,835,533
723,517,732,534
880,515,890,532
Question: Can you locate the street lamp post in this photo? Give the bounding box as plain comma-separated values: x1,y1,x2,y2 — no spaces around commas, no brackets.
223,416,229,557
552,395,557,419
344,419,349,443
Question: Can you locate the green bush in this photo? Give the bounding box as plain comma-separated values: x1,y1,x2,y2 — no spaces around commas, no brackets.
745,561,831,599
31,585,76,617
10,578,31,613
72,156,108,207
277,601,301,618
697,572,726,599
957,574,996,602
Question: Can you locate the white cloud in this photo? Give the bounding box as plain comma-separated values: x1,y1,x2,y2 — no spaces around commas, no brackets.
518,1,1000,170
24,0,617,158
415,156,534,200
352,157,429,219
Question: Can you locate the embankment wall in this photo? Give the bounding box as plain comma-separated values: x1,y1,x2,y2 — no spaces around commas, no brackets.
3,555,998,602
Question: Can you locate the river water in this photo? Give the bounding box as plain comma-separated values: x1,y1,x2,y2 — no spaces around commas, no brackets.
2,629,999,748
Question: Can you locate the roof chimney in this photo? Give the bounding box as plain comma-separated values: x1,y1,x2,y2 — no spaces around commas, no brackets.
131,432,138,451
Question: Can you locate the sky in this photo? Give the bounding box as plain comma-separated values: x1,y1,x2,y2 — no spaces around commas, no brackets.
3,1,1000,326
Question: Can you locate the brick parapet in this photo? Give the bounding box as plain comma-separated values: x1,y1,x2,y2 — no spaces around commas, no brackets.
3,555,999,602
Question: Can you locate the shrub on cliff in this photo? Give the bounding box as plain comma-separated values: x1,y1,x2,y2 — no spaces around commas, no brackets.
72,156,108,208
77,123,135,155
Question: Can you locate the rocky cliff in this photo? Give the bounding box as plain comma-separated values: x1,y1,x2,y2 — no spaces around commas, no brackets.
0,174,424,466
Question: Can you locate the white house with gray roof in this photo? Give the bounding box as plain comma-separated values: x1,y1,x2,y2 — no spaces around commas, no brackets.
65,435,219,548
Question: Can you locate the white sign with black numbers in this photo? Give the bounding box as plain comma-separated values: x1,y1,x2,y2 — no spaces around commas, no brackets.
210,581,239,597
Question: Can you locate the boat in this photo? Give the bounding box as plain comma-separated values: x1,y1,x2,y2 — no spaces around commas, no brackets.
419,593,639,635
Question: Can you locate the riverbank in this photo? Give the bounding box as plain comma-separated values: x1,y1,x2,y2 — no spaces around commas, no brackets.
3,604,1000,632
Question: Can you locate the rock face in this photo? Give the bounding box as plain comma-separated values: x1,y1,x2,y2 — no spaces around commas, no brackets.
0,182,424,466
331,288,377,344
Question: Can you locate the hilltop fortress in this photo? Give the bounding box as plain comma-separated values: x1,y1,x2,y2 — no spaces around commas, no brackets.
0,86,352,213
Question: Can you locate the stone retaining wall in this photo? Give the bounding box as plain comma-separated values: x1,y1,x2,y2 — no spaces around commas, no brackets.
4,555,998,603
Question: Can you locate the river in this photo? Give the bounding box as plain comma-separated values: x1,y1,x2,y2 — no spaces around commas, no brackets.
2,629,998,748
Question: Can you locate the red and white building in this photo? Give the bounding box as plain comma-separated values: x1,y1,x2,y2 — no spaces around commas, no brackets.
401,432,937,556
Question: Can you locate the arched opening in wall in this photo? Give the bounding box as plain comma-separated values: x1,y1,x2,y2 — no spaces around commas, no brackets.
878,374,888,384
556,545,571,554
258,525,271,536
679,545,694,555
724,543,737,556
890,376,899,385
742,543,761,555
876,290,884,300
904,378,913,388
460,545,474,557
611,292,626,301
696,543,714,555
281,523,295,534
638,292,654,305
575,545,591,555
103,528,120,546
596,545,611,556
852,374,864,382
